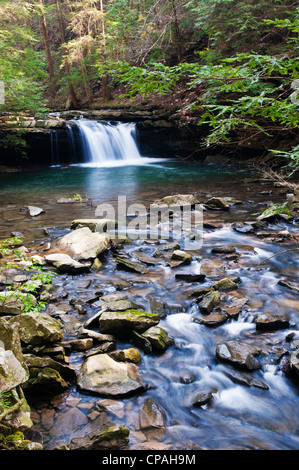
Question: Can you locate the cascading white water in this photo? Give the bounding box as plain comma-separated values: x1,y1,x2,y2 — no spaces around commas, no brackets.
75,119,142,164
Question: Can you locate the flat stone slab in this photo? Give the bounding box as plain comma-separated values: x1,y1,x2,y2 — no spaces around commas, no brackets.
77,354,145,397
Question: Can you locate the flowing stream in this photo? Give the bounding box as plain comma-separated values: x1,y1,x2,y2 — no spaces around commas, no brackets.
0,120,298,450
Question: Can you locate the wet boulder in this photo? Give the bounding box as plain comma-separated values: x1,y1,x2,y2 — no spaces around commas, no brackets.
193,311,228,327
0,349,28,393
77,354,145,397
71,218,117,233
198,290,220,314
116,257,148,274
216,340,262,370
70,422,130,450
99,309,159,336
142,326,174,352
139,398,166,430
56,227,110,261
45,253,91,274
204,197,230,210
152,194,199,208
109,348,141,363
26,206,44,217
8,312,64,346
256,313,290,331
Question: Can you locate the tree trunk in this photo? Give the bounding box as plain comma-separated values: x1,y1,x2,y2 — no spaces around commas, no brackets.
39,0,56,96
169,0,182,63
55,0,79,109
98,0,112,101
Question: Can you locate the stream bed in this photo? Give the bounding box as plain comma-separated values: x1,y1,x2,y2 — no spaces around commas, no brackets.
0,159,299,450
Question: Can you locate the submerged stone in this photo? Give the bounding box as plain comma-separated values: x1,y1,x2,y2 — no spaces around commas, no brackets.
116,257,148,274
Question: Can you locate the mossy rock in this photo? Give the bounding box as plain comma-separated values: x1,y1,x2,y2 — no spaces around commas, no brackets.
99,309,159,336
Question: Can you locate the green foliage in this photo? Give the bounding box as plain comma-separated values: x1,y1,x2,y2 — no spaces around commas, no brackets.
0,392,11,414
270,145,299,176
0,236,55,313
0,0,49,115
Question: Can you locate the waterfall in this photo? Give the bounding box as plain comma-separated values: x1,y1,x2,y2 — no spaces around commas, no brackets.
50,130,59,166
74,119,142,164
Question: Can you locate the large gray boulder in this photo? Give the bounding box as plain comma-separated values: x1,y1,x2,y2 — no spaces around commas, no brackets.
77,353,145,397
0,349,28,392
56,227,109,261
8,312,64,346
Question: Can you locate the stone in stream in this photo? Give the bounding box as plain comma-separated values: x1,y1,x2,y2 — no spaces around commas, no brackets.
139,398,166,429
69,421,130,450
211,245,236,254
255,312,290,331
200,259,225,277
278,278,299,293
193,311,228,327
220,290,248,317
77,353,145,397
171,250,192,264
198,290,220,314
216,340,262,370
109,348,141,363
212,277,238,291
45,253,91,274
152,194,199,208
26,205,45,217
142,326,174,353
203,197,230,210
116,257,149,274
99,309,160,336
8,312,64,346
192,391,214,408
223,368,269,390
71,218,118,233
175,273,206,282
56,227,110,261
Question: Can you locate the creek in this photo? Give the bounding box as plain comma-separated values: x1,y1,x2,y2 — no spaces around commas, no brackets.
0,119,298,450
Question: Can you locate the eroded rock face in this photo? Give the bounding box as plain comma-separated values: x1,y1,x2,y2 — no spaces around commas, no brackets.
77,353,145,397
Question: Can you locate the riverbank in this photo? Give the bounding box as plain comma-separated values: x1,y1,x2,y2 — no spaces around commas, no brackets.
1,170,299,450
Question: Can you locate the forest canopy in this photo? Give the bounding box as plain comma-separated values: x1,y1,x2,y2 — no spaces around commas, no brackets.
0,0,298,171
